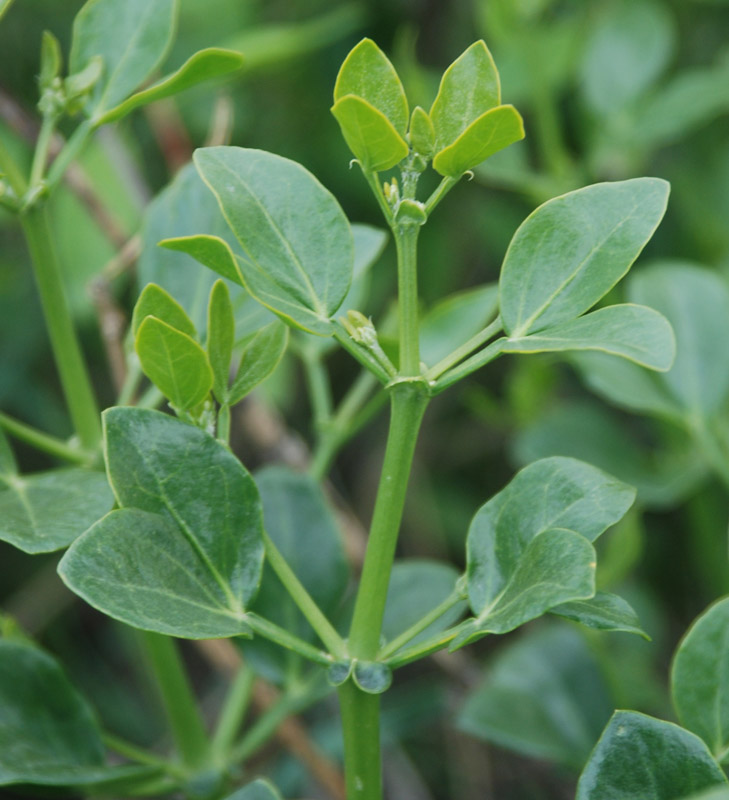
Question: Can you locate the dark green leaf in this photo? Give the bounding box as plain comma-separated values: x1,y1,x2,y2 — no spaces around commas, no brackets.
132,282,197,338
577,711,728,799
207,280,235,403
228,321,288,405
551,591,648,637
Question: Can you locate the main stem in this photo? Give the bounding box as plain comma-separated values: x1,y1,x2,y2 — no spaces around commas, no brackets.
394,225,421,377
21,205,101,449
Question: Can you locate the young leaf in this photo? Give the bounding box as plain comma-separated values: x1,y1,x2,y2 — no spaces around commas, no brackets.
59,408,264,639
70,0,179,117
207,280,235,403
499,178,670,337
39,31,63,91
432,104,524,177
672,597,729,759
0,640,104,786
430,41,501,152
409,106,435,156
135,316,213,410
333,38,408,135
550,591,649,638
577,711,728,799
132,282,197,338
94,48,244,126
224,779,283,800
192,147,354,335
500,304,676,370
228,321,288,405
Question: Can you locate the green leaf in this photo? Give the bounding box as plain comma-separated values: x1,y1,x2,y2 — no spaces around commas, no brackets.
500,304,676,370
430,41,501,152
70,0,178,117
95,48,244,126
672,597,729,759
352,661,392,694
580,0,676,116
0,467,114,554
458,625,614,769
240,466,348,686
40,31,63,91
191,147,354,335
132,282,197,338
333,38,408,135
409,106,435,156
207,280,235,403
331,95,409,172
499,179,670,337
628,263,729,418
160,233,245,286
577,711,728,799
0,639,104,785
135,316,213,410
550,591,649,638
0,429,16,475
465,456,635,619
59,408,264,639
432,104,524,177
228,321,288,405
224,779,282,800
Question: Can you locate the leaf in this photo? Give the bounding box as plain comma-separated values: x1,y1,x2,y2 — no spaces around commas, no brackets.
333,38,408,135
576,711,728,799
500,304,675,370
409,106,435,156
228,321,288,405
430,41,501,152
224,779,283,800
580,0,676,116
240,466,348,685
499,178,670,337
551,591,648,637
0,640,104,785
135,316,213,410
59,408,264,639
0,467,114,554
458,625,615,769
132,282,197,338
432,104,524,177
465,456,635,618
191,147,354,335
331,95,409,172
672,597,729,759
207,280,235,403
95,48,244,126
628,262,729,418
70,0,178,117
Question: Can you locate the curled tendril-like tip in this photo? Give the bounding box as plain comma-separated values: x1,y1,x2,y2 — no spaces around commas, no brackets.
465,170,475,181
348,158,360,170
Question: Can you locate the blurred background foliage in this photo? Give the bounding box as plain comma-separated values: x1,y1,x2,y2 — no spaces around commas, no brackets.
2,0,729,797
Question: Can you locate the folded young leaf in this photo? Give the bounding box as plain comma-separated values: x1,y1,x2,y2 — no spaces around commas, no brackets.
228,321,288,405
94,48,244,126
132,282,197,338
577,711,728,799
207,280,235,403
409,106,435,156
501,304,675,370
499,178,670,337
59,408,264,638
550,591,649,638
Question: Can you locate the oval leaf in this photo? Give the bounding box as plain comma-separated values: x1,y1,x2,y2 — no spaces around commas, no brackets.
499,178,670,337
550,591,649,638
132,282,197,338
228,321,288,405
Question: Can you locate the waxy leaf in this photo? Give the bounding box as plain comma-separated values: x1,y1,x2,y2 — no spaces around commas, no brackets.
577,711,728,799
500,304,675,370
207,280,235,403
190,147,353,335
60,408,264,638
70,0,178,117
430,41,500,152
225,779,282,800
551,591,648,637
95,48,244,126
499,179,670,337
331,95,408,172
458,626,614,769
0,640,104,785
132,282,197,338
135,316,213,410
672,597,729,758
333,38,408,135
432,104,524,177
228,321,288,405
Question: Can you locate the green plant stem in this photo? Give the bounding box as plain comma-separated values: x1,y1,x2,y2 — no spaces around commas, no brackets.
378,587,465,660
103,732,187,778
337,683,382,800
333,323,391,384
45,119,93,191
361,168,393,224
247,613,333,666
433,337,506,394
29,114,57,187
0,411,90,464
217,403,231,444
424,175,459,216
425,316,503,381
383,627,460,669
262,530,347,658
117,359,143,405
301,346,333,431
21,206,101,449
138,631,209,770
210,665,255,759
395,225,421,376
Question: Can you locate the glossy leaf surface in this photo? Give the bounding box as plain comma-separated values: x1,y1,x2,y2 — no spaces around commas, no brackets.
59,408,264,638
551,591,648,637
499,179,670,337
132,282,197,338
228,321,288,405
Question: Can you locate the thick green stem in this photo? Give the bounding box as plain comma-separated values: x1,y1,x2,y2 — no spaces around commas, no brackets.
21,206,101,449
395,226,421,377
338,683,382,800
138,631,209,770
